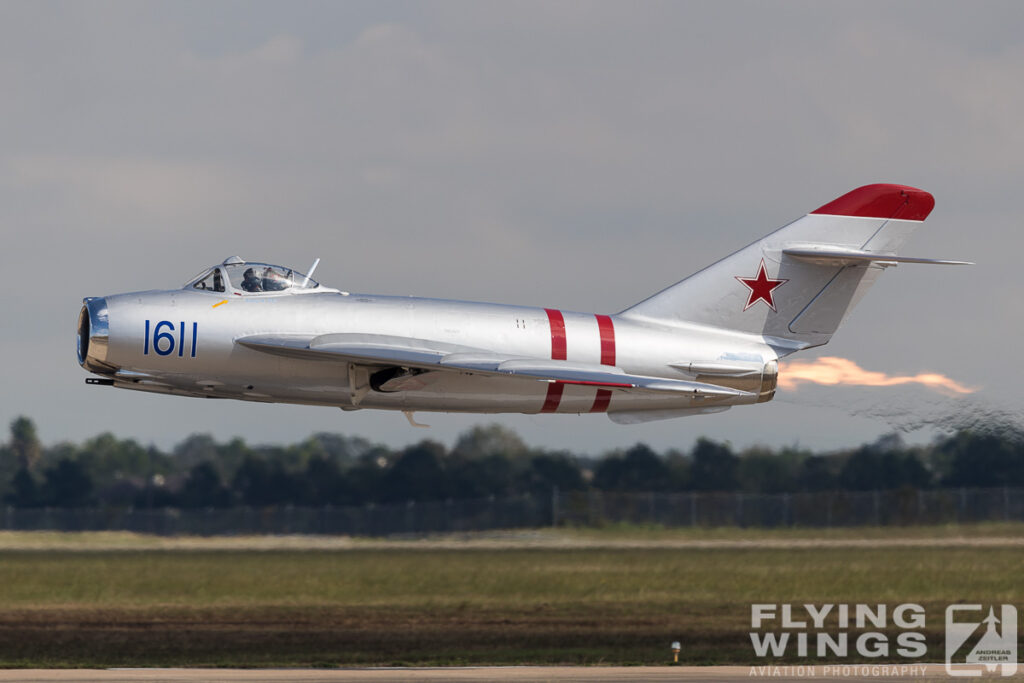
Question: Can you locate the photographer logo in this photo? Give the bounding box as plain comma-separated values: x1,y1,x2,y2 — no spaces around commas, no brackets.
945,604,1017,677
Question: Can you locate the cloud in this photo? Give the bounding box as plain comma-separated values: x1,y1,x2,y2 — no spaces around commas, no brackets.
8,155,252,223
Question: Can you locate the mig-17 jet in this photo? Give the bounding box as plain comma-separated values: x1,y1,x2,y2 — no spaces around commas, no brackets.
78,183,967,425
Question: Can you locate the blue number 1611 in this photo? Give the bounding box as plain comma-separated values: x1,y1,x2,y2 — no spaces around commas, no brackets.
144,320,198,358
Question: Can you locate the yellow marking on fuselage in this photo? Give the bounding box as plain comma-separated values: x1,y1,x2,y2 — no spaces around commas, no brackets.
212,299,228,308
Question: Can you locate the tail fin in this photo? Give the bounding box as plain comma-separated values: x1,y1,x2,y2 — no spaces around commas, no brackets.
621,184,967,352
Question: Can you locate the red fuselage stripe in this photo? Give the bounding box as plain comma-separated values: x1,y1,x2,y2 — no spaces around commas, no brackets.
546,308,567,360
596,314,615,365
591,314,616,413
541,382,564,412
541,309,568,412
591,390,612,413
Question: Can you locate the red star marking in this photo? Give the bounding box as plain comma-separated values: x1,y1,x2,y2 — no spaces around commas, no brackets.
736,259,788,312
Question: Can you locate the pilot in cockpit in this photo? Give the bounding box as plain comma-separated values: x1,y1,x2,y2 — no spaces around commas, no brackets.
262,266,290,291
241,268,263,292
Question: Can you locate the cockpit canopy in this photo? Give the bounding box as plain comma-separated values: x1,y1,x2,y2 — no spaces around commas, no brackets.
186,256,321,295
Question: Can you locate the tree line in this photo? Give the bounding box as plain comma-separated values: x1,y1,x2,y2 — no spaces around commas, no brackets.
1,416,1022,509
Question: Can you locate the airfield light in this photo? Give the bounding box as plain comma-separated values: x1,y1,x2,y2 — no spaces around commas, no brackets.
671,641,681,663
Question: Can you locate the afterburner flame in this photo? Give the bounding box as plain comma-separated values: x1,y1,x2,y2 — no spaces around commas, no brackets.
778,356,975,396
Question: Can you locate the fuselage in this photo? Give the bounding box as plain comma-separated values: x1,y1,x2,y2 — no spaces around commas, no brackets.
79,284,778,417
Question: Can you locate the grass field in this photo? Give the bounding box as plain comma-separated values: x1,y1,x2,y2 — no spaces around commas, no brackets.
0,524,1020,667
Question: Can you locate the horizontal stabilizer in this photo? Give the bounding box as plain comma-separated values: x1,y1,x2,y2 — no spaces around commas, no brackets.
782,247,973,266
670,361,763,377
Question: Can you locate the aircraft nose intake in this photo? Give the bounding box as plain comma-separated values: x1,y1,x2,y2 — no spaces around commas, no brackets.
77,297,113,372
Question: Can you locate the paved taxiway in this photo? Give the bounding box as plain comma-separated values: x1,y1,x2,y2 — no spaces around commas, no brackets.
0,665,1001,682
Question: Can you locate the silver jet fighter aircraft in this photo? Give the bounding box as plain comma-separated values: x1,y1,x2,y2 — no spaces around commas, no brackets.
78,184,968,425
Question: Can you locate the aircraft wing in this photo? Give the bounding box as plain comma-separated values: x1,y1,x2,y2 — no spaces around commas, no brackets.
236,334,750,398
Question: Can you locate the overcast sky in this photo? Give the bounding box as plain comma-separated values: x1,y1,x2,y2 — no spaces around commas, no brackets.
2,1,1020,454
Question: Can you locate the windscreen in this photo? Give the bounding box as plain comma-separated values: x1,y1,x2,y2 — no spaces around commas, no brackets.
190,268,226,292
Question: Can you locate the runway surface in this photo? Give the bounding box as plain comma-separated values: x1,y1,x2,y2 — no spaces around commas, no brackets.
0,664,1007,682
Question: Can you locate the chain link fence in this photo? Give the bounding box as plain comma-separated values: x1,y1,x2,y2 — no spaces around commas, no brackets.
555,487,1024,528
0,495,553,536
0,487,1020,536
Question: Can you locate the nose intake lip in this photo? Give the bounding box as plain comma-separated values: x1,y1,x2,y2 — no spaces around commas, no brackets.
78,297,113,372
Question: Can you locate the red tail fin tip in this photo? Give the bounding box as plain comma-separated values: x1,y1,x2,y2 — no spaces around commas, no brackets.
811,183,934,221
